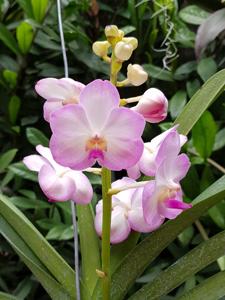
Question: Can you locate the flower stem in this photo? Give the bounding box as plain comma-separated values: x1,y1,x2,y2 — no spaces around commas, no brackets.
101,167,112,300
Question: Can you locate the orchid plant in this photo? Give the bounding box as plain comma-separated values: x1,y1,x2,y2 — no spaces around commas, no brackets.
0,2,224,299
21,24,193,300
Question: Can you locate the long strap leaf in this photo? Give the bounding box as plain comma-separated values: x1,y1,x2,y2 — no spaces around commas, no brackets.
0,216,71,300
177,270,225,300
129,229,225,299
174,69,225,135
96,175,225,300
0,194,76,297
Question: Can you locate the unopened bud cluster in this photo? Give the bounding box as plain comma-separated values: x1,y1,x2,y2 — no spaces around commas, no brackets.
92,25,148,87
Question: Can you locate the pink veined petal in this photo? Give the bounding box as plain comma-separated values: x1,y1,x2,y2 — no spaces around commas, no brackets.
159,199,192,219
23,155,48,172
101,138,144,171
142,181,165,230
110,206,131,244
66,171,93,204
149,125,178,148
103,107,145,139
35,78,84,102
173,154,191,182
139,146,157,177
155,130,181,167
38,164,75,202
127,163,141,180
128,187,153,232
43,101,63,122
79,79,120,131
50,104,94,170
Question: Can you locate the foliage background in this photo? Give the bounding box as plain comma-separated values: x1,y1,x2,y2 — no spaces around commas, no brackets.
0,0,225,299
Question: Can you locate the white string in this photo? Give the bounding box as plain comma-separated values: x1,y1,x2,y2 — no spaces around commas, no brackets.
56,1,80,299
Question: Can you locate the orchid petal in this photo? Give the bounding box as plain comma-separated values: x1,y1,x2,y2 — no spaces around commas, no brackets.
43,101,63,122
79,79,120,131
38,164,75,201
23,155,47,172
50,105,94,170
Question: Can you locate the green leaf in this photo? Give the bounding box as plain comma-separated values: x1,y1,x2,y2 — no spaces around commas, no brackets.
177,271,225,300
179,5,210,25
143,64,174,82
129,229,225,299
192,111,217,159
77,204,101,295
3,70,17,88
10,196,50,210
16,22,33,54
173,61,197,80
31,0,49,23
16,0,34,18
0,24,20,55
0,216,71,300
174,19,195,48
174,69,225,135
45,225,71,240
208,202,225,229
0,149,18,173
8,96,21,124
169,90,187,119
197,57,217,82
213,128,225,151
195,8,225,57
0,194,76,297
26,127,49,146
0,292,17,300
9,162,37,181
101,174,225,300
186,79,200,98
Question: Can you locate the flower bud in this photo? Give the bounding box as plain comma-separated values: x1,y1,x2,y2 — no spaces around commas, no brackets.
122,37,138,50
133,88,168,123
92,41,110,57
127,64,148,86
105,25,121,38
114,41,133,61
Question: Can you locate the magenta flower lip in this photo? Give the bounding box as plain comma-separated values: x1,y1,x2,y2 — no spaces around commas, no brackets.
49,79,145,171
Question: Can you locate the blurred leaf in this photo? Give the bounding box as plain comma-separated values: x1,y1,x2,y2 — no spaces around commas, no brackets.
14,278,33,299
0,24,20,55
46,225,70,240
197,58,217,82
208,205,225,229
8,96,21,124
93,175,225,300
0,149,18,173
143,64,174,82
10,196,50,209
174,69,225,135
192,111,217,159
177,271,225,300
186,79,200,98
121,25,136,35
213,128,225,151
173,61,197,80
9,162,37,181
0,291,17,300
36,218,60,230
178,226,194,247
31,0,49,23
3,70,17,88
130,230,225,300
26,127,49,146
179,5,210,25
16,22,33,54
195,8,225,57
169,90,187,119
16,0,34,18
174,19,195,47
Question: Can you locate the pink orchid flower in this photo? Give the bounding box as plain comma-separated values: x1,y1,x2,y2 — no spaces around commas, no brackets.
95,177,152,244
127,126,187,179
142,131,191,230
49,79,145,171
23,145,93,204
132,88,168,123
35,78,85,122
